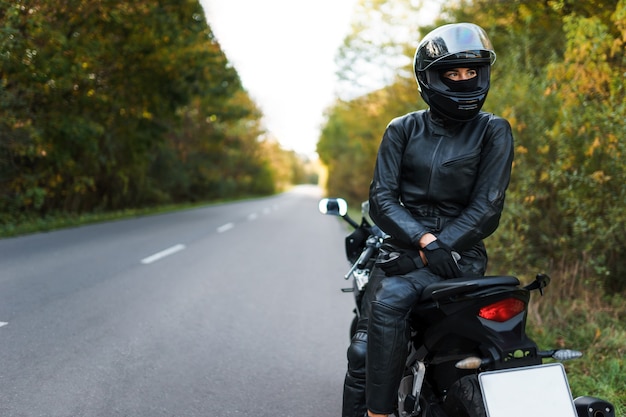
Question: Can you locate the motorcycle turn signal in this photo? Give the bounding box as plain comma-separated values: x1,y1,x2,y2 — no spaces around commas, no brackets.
455,356,490,369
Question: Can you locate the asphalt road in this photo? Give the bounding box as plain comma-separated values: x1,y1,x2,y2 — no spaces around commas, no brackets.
0,185,354,417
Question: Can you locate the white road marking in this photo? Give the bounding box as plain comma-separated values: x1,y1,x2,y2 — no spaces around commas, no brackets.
141,244,186,264
248,213,258,221
0,322,8,328
217,222,234,233
263,207,271,215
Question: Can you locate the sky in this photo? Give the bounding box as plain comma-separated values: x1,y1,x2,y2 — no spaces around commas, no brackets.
200,0,358,157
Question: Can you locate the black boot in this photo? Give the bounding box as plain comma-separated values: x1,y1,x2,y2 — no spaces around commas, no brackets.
342,331,368,417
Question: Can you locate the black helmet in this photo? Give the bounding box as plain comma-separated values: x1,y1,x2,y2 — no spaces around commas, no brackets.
414,23,496,121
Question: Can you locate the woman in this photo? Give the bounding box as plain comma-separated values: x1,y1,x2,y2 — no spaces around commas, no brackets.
341,23,515,417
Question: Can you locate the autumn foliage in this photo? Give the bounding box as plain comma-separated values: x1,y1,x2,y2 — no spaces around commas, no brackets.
0,0,304,228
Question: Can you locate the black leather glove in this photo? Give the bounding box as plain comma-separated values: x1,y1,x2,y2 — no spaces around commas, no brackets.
422,240,462,278
375,251,422,276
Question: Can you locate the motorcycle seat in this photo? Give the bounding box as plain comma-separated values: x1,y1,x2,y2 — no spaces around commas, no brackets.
421,275,520,301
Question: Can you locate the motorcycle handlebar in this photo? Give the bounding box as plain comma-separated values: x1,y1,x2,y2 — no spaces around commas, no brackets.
357,245,376,270
345,236,380,279
342,214,360,229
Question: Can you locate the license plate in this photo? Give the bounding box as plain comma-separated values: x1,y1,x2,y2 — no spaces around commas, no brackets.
479,363,578,417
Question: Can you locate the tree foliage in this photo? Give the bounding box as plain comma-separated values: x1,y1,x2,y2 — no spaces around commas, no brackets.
1,0,305,228
334,0,428,99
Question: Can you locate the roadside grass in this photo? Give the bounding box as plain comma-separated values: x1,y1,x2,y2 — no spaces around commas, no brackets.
526,270,626,416
0,198,247,239
0,205,191,238
0,190,291,239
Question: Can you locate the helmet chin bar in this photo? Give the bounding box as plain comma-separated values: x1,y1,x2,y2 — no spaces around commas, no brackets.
422,95,484,122
422,90,489,122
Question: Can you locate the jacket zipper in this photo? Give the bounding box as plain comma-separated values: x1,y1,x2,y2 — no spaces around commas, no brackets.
425,136,444,214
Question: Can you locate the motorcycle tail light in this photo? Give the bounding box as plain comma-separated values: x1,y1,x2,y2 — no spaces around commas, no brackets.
478,298,526,322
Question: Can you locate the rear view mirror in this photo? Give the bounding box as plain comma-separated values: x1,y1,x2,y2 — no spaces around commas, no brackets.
318,198,348,217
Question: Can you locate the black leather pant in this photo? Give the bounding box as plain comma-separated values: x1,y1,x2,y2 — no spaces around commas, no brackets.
366,268,442,414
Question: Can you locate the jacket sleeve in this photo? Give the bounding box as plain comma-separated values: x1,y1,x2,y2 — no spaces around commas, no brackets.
437,116,514,250
369,118,430,248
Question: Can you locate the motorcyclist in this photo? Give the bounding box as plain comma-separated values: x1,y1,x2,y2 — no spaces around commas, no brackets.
341,23,515,417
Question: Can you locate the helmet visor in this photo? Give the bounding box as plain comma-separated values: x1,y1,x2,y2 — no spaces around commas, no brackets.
416,23,496,71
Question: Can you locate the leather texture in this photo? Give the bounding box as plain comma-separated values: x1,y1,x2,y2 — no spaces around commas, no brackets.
369,110,514,252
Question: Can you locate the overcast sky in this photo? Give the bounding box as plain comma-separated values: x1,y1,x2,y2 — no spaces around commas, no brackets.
200,0,358,157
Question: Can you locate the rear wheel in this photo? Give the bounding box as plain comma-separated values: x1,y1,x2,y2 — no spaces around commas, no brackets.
442,375,486,417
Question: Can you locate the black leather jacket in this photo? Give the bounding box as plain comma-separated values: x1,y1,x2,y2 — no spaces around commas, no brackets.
369,110,514,253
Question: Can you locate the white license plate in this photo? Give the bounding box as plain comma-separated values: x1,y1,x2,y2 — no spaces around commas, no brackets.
479,363,578,417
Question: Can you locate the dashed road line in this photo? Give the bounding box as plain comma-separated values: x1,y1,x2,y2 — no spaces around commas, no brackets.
217,222,235,233
141,244,186,264
140,210,274,265
0,322,8,328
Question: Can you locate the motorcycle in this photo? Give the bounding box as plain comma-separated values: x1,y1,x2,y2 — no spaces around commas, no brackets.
319,197,615,417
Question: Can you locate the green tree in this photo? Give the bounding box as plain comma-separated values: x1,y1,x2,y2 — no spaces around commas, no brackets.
321,0,433,203
1,0,279,227
318,76,420,204
542,11,626,290
334,0,432,100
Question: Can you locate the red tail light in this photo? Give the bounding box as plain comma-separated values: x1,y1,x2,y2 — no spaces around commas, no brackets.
478,298,526,322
